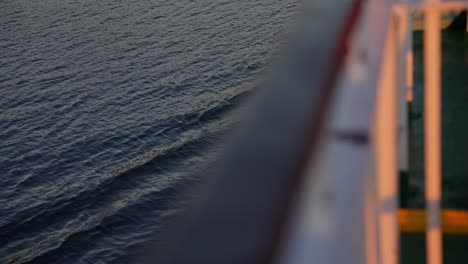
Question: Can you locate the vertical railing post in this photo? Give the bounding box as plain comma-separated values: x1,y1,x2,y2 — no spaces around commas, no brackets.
375,12,399,264
397,6,411,173
424,3,443,264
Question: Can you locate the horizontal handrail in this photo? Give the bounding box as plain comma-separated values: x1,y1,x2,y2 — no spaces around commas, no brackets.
400,209,468,234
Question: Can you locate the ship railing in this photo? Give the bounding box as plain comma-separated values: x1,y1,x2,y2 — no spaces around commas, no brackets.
278,1,468,264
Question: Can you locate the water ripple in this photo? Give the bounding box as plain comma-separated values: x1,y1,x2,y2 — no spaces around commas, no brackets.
0,0,299,263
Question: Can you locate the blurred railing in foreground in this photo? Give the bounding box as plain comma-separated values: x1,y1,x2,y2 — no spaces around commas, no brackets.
280,1,468,264
146,1,468,264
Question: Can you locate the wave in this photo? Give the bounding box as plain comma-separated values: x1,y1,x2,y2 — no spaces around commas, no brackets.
4,180,188,264
0,86,252,264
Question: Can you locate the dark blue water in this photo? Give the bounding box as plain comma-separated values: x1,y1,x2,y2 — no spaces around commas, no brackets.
0,1,299,263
